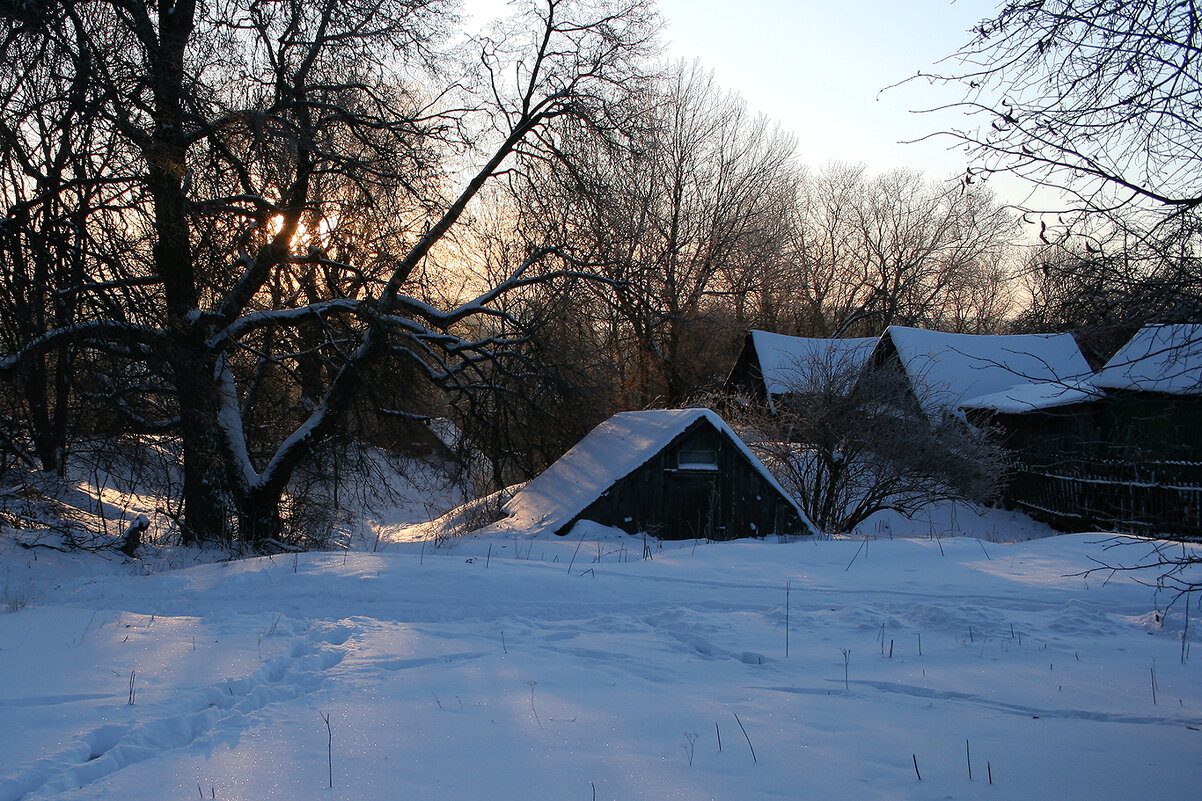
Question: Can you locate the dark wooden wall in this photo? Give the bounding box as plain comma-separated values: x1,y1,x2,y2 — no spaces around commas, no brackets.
984,394,1202,540
562,419,807,540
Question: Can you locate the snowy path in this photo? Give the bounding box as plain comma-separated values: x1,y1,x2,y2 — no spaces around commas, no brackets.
1,533,1199,800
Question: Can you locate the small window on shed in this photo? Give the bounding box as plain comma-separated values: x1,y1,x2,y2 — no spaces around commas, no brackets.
677,446,718,471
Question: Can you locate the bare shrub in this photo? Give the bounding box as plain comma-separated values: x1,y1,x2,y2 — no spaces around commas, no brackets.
726,349,1009,534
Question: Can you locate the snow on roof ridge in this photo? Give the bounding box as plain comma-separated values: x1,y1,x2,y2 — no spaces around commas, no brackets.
1093,323,1202,396
879,325,1094,413
748,330,878,397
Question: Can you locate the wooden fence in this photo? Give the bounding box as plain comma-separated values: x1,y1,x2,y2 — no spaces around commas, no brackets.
1007,459,1202,541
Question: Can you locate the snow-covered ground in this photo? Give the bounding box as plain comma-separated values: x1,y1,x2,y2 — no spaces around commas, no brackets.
2,503,1200,801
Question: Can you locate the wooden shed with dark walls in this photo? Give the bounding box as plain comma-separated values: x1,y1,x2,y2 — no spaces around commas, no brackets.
1092,324,1202,462
958,381,1102,463
482,409,816,540
959,325,1202,539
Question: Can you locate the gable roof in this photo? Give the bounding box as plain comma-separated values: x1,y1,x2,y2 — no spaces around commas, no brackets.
1092,324,1202,396
747,330,879,397
873,326,1095,415
480,408,810,538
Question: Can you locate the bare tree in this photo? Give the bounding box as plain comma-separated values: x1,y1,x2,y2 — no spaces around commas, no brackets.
726,349,1009,534
515,61,800,407
766,163,866,337
760,165,1018,339
0,0,658,547
0,2,137,474
1082,537,1201,605
849,169,1016,333
1014,232,1202,362
917,0,1201,236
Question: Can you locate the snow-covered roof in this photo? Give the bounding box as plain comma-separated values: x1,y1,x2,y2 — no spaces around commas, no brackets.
749,330,878,396
480,408,809,538
1092,324,1202,396
960,380,1102,414
877,326,1095,415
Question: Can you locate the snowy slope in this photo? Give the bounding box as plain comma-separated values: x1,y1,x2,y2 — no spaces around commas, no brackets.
959,380,1101,414
1,520,1199,801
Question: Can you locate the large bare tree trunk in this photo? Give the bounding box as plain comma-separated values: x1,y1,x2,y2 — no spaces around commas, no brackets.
171,346,231,544
149,0,234,544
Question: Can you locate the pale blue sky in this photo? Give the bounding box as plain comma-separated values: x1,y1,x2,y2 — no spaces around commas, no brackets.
654,0,997,179
463,0,1010,189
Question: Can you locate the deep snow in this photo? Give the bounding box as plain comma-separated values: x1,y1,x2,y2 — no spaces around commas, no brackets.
2,506,1200,801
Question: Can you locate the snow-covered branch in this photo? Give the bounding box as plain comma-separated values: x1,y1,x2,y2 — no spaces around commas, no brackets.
0,322,164,373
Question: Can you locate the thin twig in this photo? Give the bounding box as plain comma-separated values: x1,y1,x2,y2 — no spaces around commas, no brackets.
785,580,791,658
320,711,332,788
732,712,757,763
845,539,867,571
567,531,585,575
